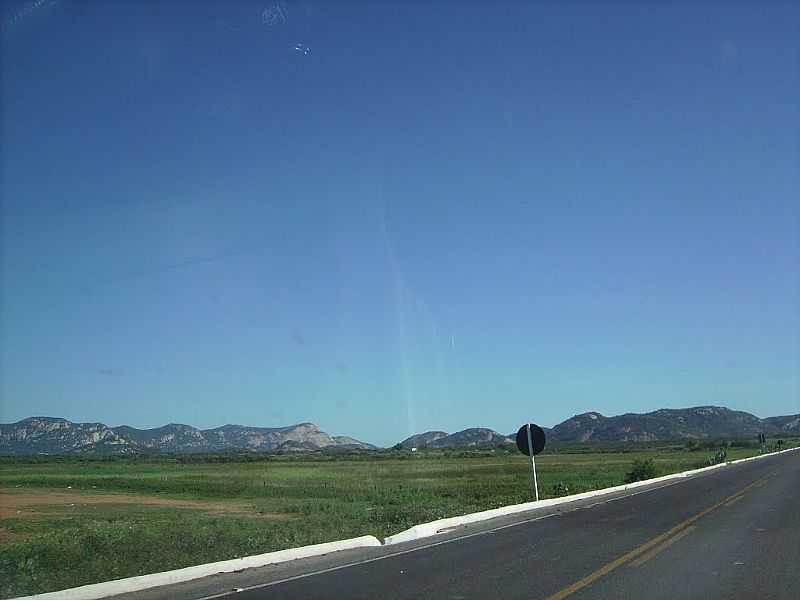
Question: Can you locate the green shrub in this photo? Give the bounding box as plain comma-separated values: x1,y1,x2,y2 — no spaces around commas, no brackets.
624,458,658,483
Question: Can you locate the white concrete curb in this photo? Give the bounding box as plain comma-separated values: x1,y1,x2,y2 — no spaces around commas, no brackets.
14,535,382,600
383,446,800,545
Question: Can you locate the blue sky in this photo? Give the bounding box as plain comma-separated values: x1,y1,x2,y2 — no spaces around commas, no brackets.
1,1,798,446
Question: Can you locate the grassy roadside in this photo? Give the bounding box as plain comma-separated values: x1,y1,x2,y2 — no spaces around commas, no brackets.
1,440,796,598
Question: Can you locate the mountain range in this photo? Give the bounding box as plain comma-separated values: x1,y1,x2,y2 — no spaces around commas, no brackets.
546,407,799,443
0,417,375,455
2,406,798,455
398,406,800,449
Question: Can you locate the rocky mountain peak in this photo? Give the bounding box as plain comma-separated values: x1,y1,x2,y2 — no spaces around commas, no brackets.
0,418,374,455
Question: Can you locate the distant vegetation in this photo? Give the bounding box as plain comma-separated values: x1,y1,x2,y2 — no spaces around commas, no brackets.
1,437,797,598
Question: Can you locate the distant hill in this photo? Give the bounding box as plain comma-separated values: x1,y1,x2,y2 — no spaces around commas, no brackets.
430,428,512,448
549,407,793,442
398,431,449,449
400,428,513,449
0,417,375,455
761,415,800,433
400,406,800,448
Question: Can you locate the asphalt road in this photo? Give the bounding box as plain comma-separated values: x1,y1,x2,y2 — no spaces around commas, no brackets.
123,449,799,600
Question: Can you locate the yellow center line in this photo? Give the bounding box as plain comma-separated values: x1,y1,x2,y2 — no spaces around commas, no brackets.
629,525,696,567
724,494,745,507
544,476,766,600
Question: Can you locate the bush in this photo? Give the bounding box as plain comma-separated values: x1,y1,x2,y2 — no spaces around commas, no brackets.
624,458,658,483
707,448,727,465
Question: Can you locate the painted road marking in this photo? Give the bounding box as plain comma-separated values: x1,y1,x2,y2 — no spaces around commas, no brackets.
193,513,560,600
193,461,786,600
544,476,768,600
724,495,745,507
190,479,688,600
629,525,696,567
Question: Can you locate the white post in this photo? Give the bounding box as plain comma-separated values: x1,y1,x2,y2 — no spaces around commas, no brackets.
526,423,539,501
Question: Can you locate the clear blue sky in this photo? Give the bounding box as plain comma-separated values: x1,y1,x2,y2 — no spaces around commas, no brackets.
1,1,798,446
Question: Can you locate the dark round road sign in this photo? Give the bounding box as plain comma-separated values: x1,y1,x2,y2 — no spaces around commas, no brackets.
516,423,546,456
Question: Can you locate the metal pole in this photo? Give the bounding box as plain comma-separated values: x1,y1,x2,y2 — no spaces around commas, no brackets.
526,423,539,501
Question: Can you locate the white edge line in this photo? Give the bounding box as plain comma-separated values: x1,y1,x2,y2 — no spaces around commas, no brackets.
13,446,798,600
382,446,799,544
192,476,694,600
196,447,800,600
193,512,564,600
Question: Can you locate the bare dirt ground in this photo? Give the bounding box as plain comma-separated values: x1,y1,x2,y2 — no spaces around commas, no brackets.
0,488,289,520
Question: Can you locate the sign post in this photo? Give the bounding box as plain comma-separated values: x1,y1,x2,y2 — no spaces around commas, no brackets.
516,423,546,501
526,424,539,501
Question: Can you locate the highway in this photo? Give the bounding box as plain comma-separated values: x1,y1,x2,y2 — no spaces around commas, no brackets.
123,449,799,600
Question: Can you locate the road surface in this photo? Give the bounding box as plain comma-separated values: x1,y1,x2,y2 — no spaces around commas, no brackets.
123,449,799,600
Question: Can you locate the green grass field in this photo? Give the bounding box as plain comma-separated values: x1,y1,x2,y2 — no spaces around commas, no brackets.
1,440,796,598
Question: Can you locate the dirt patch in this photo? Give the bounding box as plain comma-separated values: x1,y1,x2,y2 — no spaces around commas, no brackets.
0,527,24,542
0,488,289,520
